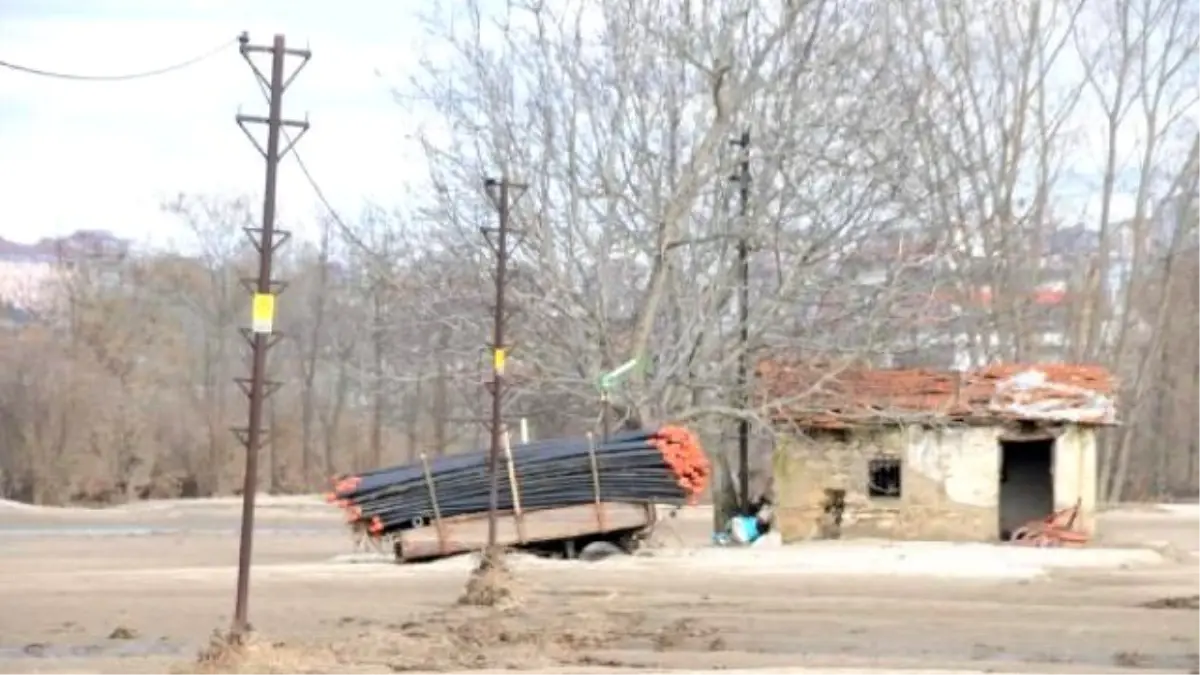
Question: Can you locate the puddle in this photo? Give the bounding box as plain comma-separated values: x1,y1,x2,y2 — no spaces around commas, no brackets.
0,639,184,659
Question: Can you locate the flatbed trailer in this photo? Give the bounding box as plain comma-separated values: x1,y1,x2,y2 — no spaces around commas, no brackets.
392,500,657,562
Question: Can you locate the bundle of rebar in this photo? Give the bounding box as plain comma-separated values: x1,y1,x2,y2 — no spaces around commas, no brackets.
327,426,710,537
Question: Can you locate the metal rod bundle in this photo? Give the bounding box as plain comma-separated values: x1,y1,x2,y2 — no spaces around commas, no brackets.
326,426,710,537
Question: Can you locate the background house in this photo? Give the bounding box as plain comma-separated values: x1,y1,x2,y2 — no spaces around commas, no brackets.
758,362,1117,542
0,230,130,325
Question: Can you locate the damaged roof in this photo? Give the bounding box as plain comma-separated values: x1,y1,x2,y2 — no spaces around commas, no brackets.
756,361,1117,428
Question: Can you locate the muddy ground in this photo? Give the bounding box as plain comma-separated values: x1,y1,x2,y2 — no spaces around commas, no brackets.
0,498,1196,673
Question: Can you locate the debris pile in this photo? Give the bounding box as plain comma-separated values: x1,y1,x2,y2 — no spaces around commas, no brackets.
1010,500,1089,547
989,368,1116,424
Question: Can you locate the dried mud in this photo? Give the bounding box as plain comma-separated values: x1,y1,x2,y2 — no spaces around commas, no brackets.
0,502,1196,674
176,599,725,673
458,549,522,609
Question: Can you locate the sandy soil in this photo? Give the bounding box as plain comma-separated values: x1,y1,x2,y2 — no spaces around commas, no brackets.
0,498,1196,674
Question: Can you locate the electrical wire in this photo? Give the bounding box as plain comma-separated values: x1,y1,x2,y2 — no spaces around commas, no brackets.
4,32,380,264
244,74,372,255
244,53,399,274
291,146,365,244
0,36,238,81
239,63,382,266
283,129,393,269
289,142,388,266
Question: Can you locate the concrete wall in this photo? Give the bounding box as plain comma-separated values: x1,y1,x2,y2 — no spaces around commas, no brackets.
773,424,1099,542
1053,425,1098,533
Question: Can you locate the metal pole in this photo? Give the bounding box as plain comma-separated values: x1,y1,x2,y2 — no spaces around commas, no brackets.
483,177,525,552
231,32,309,639
601,390,611,443
732,129,752,513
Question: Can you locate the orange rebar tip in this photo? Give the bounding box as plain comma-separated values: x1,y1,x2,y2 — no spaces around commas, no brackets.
649,424,710,499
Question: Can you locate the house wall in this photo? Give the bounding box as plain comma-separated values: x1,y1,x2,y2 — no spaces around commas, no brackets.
772,424,1100,542
1052,425,1098,533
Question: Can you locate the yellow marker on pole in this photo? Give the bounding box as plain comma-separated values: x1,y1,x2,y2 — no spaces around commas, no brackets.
251,293,275,334
493,347,506,374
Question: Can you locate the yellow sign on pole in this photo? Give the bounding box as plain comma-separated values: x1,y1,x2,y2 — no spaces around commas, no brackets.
493,347,507,374
251,293,275,334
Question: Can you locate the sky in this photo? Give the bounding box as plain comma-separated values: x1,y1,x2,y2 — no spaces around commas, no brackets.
0,0,430,250
0,0,1188,255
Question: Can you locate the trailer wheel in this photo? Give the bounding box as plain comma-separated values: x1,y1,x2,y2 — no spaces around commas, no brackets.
578,540,625,562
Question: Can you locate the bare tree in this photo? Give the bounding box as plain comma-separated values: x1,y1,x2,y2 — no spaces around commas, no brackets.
161,195,261,494
284,215,337,485
897,0,1090,367
1071,0,1198,501
402,0,939,456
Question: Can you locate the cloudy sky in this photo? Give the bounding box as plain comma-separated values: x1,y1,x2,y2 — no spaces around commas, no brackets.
1,0,1183,253
0,0,430,249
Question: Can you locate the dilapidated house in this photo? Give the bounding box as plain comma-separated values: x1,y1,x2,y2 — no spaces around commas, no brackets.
758,362,1117,542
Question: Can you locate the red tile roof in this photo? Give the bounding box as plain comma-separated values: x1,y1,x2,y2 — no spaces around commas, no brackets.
756,361,1116,428
935,286,1068,308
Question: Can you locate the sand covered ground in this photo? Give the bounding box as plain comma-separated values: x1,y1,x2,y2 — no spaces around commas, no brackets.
0,497,1196,673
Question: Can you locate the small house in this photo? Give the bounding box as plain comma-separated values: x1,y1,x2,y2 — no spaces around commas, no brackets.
758,362,1117,542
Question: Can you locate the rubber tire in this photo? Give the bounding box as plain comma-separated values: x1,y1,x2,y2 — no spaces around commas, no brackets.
578,540,625,562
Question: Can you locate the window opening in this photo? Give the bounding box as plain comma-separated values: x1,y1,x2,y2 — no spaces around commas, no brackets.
868,457,902,497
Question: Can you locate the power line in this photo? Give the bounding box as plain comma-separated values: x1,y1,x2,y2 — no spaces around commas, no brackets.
244,70,371,258
0,35,239,81
290,146,369,249
246,59,396,269
4,28,358,258
285,135,401,273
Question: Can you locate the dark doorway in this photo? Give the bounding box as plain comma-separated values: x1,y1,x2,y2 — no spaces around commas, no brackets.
999,438,1055,540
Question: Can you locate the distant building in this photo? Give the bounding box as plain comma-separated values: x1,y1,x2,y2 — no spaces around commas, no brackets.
0,230,130,318
757,360,1116,542
0,256,56,314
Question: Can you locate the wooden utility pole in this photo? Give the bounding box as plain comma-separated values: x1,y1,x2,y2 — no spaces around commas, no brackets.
482,176,526,553
230,32,309,640
731,130,752,513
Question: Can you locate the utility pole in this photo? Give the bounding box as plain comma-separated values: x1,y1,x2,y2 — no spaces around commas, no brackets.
482,176,526,554
230,32,309,640
730,130,752,514
598,358,639,443
601,389,611,442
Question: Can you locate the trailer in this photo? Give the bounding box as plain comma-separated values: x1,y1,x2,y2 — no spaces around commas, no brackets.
392,501,657,562
329,426,709,562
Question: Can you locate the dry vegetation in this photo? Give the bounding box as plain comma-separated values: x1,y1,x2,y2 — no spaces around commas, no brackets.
0,0,1196,508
